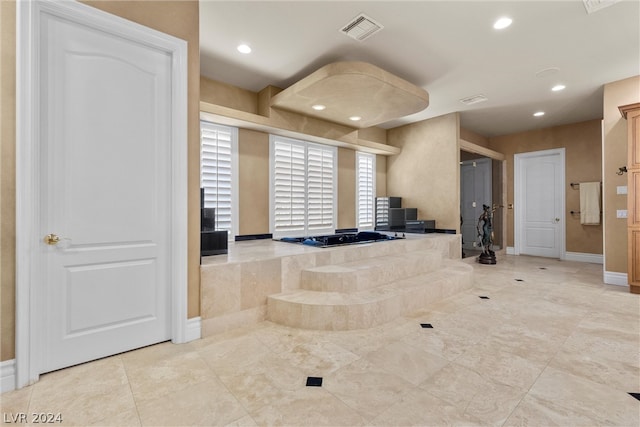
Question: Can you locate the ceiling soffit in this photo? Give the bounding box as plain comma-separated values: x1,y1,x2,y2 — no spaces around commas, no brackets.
269,61,429,129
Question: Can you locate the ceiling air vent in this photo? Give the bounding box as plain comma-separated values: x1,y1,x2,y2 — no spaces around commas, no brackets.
340,14,384,41
583,0,620,14
460,94,488,106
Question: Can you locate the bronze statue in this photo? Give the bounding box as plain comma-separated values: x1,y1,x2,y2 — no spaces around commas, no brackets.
477,204,496,264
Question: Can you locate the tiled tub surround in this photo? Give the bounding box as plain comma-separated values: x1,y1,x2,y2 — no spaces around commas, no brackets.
200,234,467,335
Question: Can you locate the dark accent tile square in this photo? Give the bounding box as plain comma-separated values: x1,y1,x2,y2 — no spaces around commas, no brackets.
479,296,490,299
306,376,323,387
420,323,433,328
515,279,524,282
629,392,640,401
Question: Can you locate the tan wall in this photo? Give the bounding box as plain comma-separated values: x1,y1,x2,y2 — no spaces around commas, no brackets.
338,148,357,229
1,0,17,362
376,155,387,197
460,127,490,148
603,76,640,273
0,0,200,362
489,119,603,254
238,129,270,234
201,76,257,115
387,113,461,230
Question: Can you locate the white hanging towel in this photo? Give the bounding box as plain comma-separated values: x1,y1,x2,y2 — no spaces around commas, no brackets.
580,182,601,225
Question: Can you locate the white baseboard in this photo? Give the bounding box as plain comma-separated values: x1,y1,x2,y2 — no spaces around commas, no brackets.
1,359,16,393
185,316,201,342
565,252,603,264
506,246,516,255
604,271,628,287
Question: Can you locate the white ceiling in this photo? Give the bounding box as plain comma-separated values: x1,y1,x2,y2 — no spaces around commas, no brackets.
200,0,640,138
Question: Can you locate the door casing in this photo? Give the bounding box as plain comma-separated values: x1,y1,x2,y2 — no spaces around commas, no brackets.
16,0,189,388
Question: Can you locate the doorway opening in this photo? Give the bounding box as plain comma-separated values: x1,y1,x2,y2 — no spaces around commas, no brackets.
459,141,506,260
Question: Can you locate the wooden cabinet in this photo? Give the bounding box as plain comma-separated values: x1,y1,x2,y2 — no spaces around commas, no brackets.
619,102,640,294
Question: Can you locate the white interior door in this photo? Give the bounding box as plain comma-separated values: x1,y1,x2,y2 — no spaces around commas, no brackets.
17,0,188,379
515,149,565,258
460,158,492,251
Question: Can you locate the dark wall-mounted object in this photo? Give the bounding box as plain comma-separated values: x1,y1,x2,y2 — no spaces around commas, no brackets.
201,231,228,256
375,197,401,230
200,188,228,256
201,207,216,232
235,234,273,241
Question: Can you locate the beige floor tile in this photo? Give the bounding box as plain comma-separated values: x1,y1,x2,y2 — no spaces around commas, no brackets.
216,352,308,413
29,384,138,426
419,362,526,426
323,358,418,421
479,323,567,364
0,385,33,417
549,347,640,391
503,394,604,426
580,309,640,335
369,388,484,426
120,340,185,369
91,408,141,427
527,366,640,426
124,349,216,405
364,341,449,386
249,322,320,354
560,323,640,365
399,326,476,361
195,335,274,376
28,356,137,426
249,387,367,426
136,380,247,426
273,340,361,376
454,343,547,391
320,320,410,356
224,414,258,427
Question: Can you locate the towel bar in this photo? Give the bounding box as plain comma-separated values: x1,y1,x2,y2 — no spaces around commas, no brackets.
570,182,602,189
570,210,602,215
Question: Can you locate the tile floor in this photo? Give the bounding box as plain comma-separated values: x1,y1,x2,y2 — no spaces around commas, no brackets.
2,255,639,426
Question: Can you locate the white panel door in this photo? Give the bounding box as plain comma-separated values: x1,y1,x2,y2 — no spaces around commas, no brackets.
39,7,173,372
460,158,492,251
516,150,564,258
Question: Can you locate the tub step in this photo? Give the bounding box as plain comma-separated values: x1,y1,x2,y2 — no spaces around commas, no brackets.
300,249,442,293
267,260,473,330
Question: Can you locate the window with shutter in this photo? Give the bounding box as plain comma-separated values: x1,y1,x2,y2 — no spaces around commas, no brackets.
356,152,376,229
270,136,336,238
200,121,238,238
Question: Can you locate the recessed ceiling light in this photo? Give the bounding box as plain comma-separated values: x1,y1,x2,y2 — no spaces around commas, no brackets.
551,84,566,92
493,17,512,30
312,104,326,111
536,67,560,78
349,116,362,121
533,111,545,117
237,44,252,54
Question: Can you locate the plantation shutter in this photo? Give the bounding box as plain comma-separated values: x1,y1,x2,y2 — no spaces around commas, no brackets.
307,144,335,232
357,152,376,229
200,121,234,233
271,136,336,237
273,139,306,234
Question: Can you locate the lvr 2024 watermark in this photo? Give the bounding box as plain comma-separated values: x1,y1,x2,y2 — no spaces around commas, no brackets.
3,413,62,424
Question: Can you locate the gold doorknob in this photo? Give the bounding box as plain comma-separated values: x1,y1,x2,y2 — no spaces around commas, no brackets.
44,233,60,245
